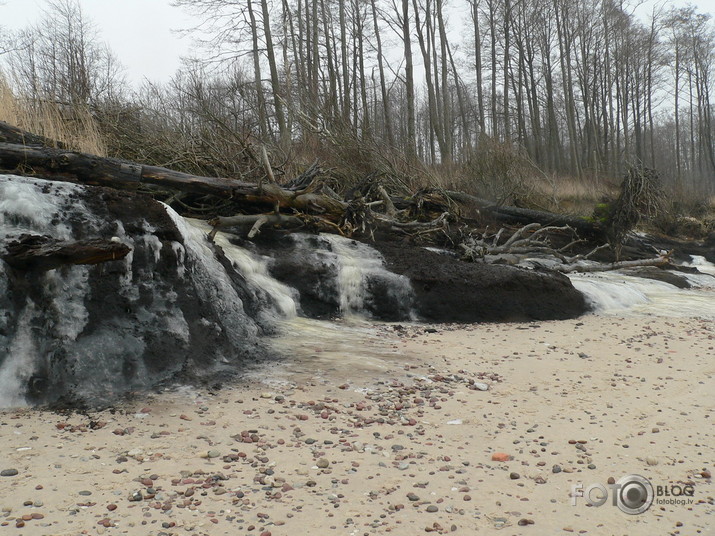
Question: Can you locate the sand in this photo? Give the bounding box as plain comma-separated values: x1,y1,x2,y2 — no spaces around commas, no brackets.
0,315,713,535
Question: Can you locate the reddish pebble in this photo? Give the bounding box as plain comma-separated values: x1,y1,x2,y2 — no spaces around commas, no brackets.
179,414,191,421
15,521,24,528
297,415,309,421
261,532,272,536
30,514,43,520
463,495,472,501
107,504,117,511
701,470,711,479
491,452,511,462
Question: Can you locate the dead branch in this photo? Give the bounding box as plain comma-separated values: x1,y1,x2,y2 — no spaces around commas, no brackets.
2,234,131,271
558,253,672,273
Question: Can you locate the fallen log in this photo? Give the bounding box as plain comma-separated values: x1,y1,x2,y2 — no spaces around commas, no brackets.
487,205,604,237
2,234,131,271
209,213,306,239
559,254,672,273
0,142,348,218
0,120,66,148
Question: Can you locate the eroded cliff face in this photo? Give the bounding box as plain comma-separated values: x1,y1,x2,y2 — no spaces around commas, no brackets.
0,174,588,407
0,175,272,407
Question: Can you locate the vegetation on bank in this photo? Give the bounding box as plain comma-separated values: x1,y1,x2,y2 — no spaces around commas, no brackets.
0,0,713,236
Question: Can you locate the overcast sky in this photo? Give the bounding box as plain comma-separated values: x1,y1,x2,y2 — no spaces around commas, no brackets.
1,0,196,87
2,0,715,88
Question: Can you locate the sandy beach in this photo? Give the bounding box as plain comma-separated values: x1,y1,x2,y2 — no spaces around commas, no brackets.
0,315,713,536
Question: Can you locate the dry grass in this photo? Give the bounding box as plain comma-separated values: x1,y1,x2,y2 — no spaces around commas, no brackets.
535,174,618,216
0,71,106,156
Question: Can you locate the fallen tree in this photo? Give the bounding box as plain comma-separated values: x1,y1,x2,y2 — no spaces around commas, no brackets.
2,234,131,272
0,121,672,273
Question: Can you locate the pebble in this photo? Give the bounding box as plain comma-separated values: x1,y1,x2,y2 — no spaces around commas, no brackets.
552,465,562,473
701,470,711,479
509,472,520,480
407,492,420,501
0,469,18,477
317,458,330,469
491,453,511,462
646,457,658,466
518,518,535,526
207,450,221,459
426,505,438,513
78,490,92,496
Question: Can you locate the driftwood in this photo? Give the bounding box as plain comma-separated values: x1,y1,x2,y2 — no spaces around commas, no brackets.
0,137,345,219
0,120,67,148
0,121,673,275
559,254,672,273
2,234,131,271
486,205,604,237
460,223,581,261
209,213,306,239
460,222,671,273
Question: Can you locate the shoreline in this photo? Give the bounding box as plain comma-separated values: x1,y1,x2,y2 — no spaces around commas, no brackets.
1,315,713,535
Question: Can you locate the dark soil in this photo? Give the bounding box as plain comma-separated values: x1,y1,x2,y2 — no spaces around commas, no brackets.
373,241,589,323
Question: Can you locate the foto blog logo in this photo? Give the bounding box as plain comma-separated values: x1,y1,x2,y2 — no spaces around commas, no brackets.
571,474,654,515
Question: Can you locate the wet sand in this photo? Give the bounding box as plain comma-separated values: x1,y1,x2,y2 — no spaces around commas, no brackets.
0,316,713,535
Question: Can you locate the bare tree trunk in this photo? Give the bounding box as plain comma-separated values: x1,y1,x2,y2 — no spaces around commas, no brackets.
469,0,486,133
412,0,449,162
261,0,288,147
247,0,268,139
354,0,370,138
487,0,498,137
503,0,512,140
436,0,453,162
339,0,351,126
371,0,394,147
402,0,417,157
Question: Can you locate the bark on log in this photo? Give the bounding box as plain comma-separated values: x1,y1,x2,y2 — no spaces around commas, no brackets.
208,213,305,239
2,234,131,271
0,121,66,148
487,205,603,237
0,142,346,218
0,122,609,248
559,255,671,273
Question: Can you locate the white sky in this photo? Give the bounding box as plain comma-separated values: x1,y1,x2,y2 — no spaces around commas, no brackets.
2,0,715,88
1,0,197,87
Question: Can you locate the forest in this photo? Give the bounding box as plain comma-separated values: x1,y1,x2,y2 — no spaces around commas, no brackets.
0,0,714,220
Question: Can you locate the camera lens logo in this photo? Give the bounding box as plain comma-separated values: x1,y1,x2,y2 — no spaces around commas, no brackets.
616,474,654,515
